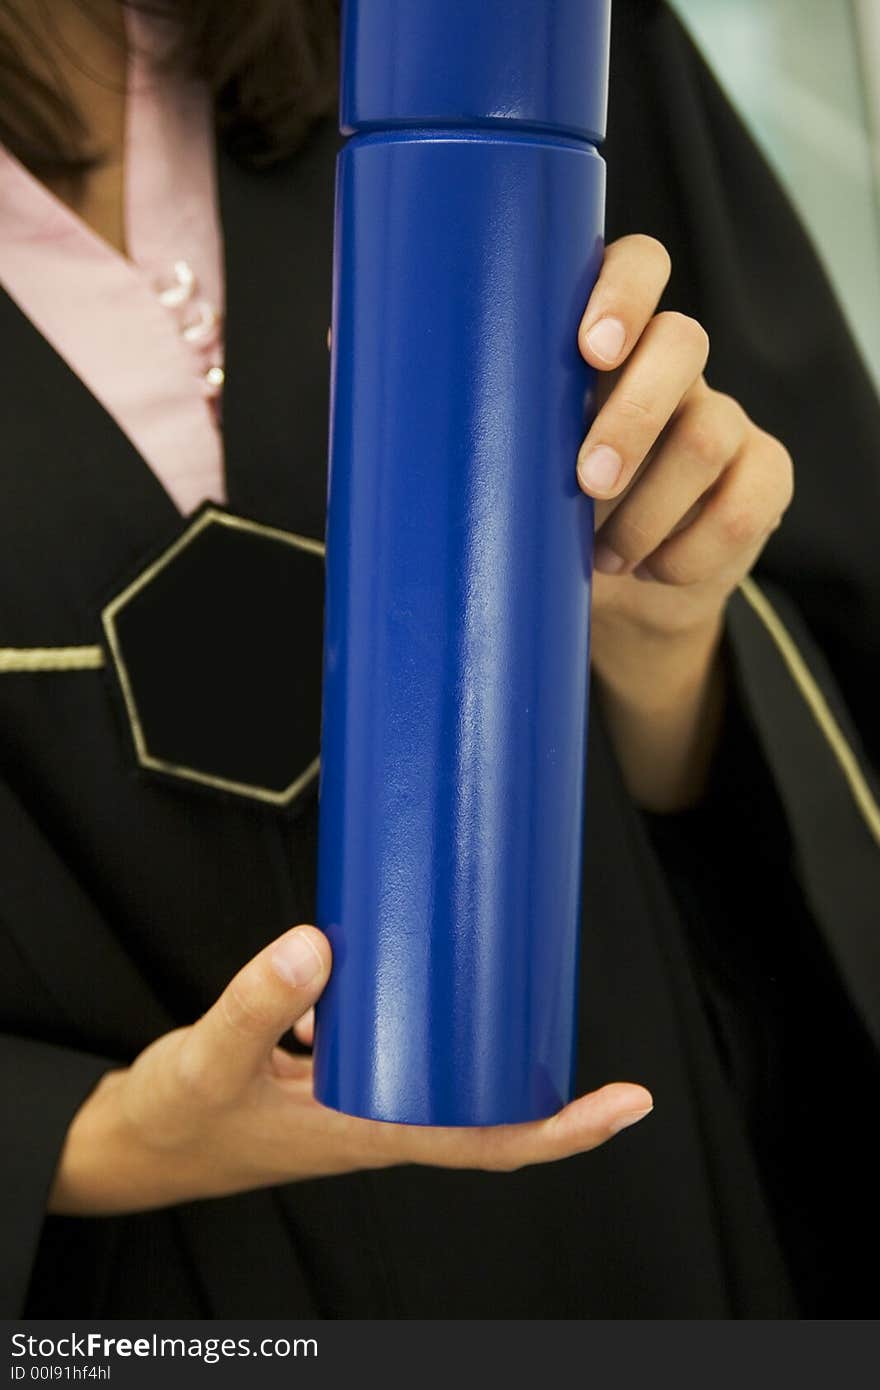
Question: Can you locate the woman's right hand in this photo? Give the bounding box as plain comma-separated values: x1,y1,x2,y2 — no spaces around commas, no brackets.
48,926,654,1216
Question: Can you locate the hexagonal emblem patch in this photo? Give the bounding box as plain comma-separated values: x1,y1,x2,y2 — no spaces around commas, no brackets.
101,507,324,809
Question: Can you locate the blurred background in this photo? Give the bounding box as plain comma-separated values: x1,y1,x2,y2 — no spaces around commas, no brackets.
671,0,880,391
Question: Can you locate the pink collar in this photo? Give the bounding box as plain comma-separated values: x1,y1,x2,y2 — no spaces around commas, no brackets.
0,4,226,515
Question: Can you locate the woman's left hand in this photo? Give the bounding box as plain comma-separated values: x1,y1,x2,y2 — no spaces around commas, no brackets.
575,234,794,808
577,232,793,635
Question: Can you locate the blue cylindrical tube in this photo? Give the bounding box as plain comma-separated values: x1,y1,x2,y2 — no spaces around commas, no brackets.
314,0,611,1126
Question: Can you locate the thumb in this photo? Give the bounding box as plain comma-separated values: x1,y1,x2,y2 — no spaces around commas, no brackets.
183,925,331,1098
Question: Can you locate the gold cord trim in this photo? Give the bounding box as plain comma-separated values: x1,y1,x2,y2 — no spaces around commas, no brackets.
1,570,876,826
738,575,880,849
101,507,324,806
124,751,321,807
1,511,325,806
0,646,105,672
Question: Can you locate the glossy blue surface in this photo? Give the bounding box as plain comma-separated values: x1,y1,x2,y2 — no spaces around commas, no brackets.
314,1,610,1126
340,0,610,144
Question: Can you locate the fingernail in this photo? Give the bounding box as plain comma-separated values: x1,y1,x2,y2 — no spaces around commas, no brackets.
593,540,627,575
577,444,623,495
271,930,324,988
632,561,656,582
609,1104,654,1136
585,316,626,363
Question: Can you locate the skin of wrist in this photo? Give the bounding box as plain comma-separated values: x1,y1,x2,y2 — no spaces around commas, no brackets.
48,1067,134,1216
591,611,727,811
48,1065,203,1217
591,605,724,711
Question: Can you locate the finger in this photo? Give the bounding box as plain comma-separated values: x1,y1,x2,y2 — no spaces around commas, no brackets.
179,926,331,1101
384,1082,654,1173
482,1083,654,1171
635,430,794,587
578,234,672,369
480,1083,654,1170
577,312,710,500
593,388,749,574
293,1007,315,1047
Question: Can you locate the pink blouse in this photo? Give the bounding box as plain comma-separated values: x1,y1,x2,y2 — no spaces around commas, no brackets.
0,6,226,516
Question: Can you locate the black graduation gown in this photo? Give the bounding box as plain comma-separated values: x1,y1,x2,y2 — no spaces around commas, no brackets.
2,0,879,1319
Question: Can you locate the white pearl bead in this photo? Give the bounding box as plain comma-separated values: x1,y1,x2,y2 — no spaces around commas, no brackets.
157,260,196,308
182,301,219,343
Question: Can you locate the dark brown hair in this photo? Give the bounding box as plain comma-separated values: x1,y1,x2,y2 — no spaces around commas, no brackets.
0,0,340,178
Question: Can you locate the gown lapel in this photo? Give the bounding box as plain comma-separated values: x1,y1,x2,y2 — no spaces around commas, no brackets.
0,118,340,816
0,118,341,1041
218,116,341,537
0,113,339,635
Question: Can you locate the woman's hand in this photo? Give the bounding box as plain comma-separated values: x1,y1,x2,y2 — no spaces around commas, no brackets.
49,926,653,1216
575,234,794,809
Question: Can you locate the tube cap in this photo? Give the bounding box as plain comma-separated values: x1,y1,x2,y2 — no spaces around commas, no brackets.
340,0,611,144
